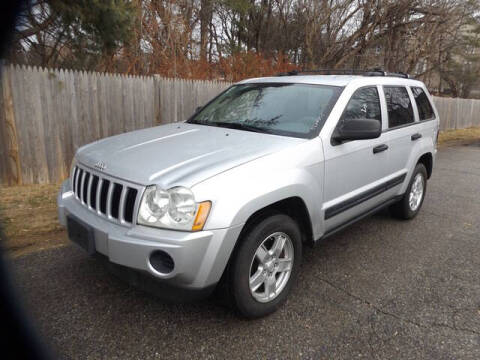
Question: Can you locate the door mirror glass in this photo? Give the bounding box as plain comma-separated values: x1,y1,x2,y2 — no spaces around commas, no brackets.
333,118,381,142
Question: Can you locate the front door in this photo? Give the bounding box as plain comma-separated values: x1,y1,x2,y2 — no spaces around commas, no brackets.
322,86,392,232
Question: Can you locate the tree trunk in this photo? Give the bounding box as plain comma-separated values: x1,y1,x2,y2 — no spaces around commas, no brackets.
200,0,212,61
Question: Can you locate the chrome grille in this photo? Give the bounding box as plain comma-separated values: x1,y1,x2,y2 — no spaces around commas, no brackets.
71,165,141,225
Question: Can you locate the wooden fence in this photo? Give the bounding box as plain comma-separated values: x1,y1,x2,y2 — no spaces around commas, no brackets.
0,65,229,185
433,96,480,131
0,64,479,185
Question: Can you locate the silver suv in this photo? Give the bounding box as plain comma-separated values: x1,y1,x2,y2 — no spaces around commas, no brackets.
58,72,439,318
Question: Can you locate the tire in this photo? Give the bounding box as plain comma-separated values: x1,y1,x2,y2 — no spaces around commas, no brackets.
227,213,302,318
390,163,428,220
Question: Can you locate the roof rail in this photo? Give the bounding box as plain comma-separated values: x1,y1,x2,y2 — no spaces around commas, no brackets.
363,68,411,79
276,68,411,79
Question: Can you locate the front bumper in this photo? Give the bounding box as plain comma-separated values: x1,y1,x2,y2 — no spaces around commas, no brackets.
57,180,243,290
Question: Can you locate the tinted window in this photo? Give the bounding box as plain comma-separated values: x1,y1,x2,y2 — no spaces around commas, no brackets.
384,86,414,128
412,87,435,120
189,83,343,139
341,87,381,122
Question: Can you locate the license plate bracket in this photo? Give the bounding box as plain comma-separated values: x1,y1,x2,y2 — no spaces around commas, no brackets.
67,216,96,255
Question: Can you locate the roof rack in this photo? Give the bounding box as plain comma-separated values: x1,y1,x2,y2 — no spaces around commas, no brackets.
276,68,411,79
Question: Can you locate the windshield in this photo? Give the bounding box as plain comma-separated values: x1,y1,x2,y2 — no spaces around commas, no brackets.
188,83,343,139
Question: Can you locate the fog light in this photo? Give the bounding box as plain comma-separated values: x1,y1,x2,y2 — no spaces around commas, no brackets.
149,250,174,274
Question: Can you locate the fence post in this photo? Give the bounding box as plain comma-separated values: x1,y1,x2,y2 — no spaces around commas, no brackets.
0,65,6,184
153,75,162,125
0,65,22,185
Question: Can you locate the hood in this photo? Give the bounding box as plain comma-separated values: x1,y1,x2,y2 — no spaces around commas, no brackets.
76,123,305,187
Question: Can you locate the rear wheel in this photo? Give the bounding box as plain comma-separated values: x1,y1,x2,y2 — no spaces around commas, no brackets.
390,163,427,219
227,214,302,318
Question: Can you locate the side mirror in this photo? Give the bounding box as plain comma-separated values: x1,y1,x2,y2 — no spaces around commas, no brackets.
332,118,381,143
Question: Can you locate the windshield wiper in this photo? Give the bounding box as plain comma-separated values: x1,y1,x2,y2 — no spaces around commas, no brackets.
210,122,272,134
189,118,210,125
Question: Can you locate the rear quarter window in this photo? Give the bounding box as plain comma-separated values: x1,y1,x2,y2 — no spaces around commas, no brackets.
412,87,435,121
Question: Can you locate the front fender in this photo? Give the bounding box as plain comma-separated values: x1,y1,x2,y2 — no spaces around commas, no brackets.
231,181,320,230
192,139,325,238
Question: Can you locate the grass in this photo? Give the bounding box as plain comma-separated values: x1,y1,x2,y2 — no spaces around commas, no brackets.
0,127,478,258
438,127,480,147
0,183,67,257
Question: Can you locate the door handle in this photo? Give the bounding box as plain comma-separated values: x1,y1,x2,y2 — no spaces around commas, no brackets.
411,133,422,141
373,144,389,154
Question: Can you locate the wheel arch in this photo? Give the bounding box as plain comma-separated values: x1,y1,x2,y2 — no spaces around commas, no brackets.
214,195,314,298
417,152,433,178
236,196,315,247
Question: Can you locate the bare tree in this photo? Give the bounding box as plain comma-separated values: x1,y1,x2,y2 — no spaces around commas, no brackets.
7,0,480,95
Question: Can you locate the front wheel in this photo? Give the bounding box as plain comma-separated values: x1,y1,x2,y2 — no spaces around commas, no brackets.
228,214,302,318
390,163,428,219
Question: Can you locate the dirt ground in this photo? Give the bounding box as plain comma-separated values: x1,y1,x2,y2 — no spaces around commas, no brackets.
438,127,480,147
0,183,67,258
0,127,479,258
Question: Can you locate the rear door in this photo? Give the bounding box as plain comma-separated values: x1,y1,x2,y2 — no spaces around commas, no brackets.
322,86,392,232
382,85,429,189
383,85,439,193
382,86,415,179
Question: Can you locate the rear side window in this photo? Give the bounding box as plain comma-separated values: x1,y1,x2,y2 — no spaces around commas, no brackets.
412,87,435,120
340,87,381,122
384,86,414,128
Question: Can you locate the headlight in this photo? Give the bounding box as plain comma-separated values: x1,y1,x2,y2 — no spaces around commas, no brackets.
137,185,211,231
168,187,196,223
138,187,170,223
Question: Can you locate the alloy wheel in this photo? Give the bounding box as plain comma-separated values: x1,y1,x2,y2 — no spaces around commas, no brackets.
409,173,424,211
248,232,294,303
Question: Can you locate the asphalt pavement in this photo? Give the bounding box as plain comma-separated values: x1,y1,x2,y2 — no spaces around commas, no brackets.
8,143,480,359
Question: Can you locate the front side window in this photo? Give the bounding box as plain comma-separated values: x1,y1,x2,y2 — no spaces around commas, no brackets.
188,83,343,139
384,86,414,128
340,87,381,122
412,87,435,121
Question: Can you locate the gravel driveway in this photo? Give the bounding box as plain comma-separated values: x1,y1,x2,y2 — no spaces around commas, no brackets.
8,144,480,359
